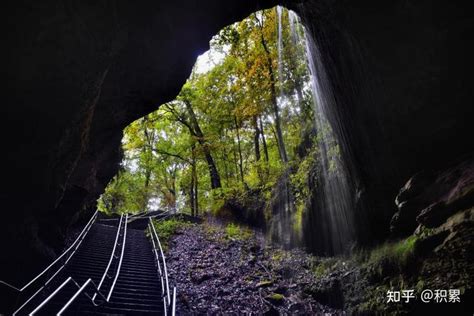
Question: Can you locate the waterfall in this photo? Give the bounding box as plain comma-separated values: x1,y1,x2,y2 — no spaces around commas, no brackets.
268,6,298,249
292,10,356,255
288,11,300,45
276,6,284,89
269,8,356,254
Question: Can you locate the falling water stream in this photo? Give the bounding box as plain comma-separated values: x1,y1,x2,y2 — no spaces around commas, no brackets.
298,11,356,254
277,6,284,87
271,8,356,255
268,6,297,249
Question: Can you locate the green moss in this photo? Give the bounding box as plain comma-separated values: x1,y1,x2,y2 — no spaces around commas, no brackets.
271,251,283,262
203,222,219,236
368,235,418,270
225,223,253,241
266,293,285,302
292,202,304,233
312,258,339,278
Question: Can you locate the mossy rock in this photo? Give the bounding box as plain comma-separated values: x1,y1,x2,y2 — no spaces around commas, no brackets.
266,293,285,304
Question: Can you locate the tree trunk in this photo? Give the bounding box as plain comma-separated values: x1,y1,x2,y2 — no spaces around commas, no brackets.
259,26,288,163
259,116,269,162
141,116,154,211
253,116,261,161
194,167,199,216
234,116,244,183
190,144,198,216
190,175,195,216
183,100,221,189
222,129,230,184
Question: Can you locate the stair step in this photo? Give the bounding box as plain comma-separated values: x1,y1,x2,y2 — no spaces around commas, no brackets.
112,287,161,296
20,221,168,315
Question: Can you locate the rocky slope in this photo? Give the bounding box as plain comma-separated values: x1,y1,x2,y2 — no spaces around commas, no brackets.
166,157,474,315
166,222,341,314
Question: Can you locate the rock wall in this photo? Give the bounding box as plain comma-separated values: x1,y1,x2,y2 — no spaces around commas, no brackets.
0,0,279,284
294,0,474,246
1,0,473,285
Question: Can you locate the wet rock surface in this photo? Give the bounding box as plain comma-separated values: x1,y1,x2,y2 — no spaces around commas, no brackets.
166,223,342,315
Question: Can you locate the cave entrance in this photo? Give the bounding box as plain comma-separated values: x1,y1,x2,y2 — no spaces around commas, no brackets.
98,6,355,256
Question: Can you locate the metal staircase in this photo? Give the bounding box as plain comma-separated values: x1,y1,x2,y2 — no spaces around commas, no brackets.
0,211,176,315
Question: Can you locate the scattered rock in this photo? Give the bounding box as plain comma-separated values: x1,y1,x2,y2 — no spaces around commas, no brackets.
191,272,215,284
166,223,341,314
416,229,450,255
307,279,344,309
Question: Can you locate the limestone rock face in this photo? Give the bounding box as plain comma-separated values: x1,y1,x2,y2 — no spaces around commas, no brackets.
0,0,279,283
1,0,474,284
297,0,474,248
391,157,474,236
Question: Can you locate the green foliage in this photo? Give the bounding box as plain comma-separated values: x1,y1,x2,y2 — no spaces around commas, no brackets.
98,171,150,215
225,223,253,241
97,6,324,245
358,236,419,278
312,257,339,278
369,236,417,266
150,218,191,250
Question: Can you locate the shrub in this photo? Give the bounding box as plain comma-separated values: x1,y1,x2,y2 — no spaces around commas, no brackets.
367,235,418,273
224,223,253,241
312,257,339,278
150,217,191,250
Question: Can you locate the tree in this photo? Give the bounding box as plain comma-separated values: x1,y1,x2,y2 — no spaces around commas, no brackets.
98,6,317,219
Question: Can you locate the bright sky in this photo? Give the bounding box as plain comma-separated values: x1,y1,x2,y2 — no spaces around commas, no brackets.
194,45,229,74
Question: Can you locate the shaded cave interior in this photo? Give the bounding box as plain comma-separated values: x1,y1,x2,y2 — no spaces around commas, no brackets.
1,0,473,287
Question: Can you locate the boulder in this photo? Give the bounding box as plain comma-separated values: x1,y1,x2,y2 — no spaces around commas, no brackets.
417,181,474,228
391,157,474,236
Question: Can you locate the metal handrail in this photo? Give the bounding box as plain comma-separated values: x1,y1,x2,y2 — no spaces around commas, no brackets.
29,277,73,315
57,278,106,315
11,211,99,315
29,214,128,314
149,218,172,305
107,214,128,301
172,287,176,316
149,227,167,314
148,218,177,316
92,214,124,302
154,212,174,222
148,223,167,315
1,210,98,293
30,277,107,315
26,214,175,315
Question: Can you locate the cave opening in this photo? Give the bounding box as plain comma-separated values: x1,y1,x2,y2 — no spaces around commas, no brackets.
1,1,473,314
99,6,357,257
